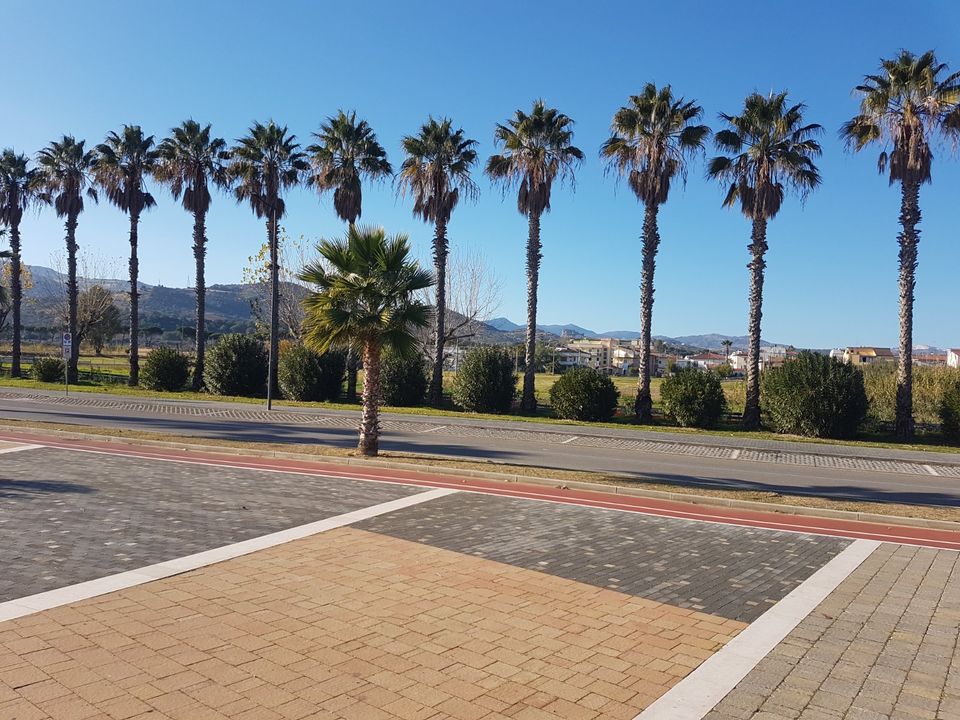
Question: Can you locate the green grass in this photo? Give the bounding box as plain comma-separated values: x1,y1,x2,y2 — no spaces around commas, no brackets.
2,372,958,455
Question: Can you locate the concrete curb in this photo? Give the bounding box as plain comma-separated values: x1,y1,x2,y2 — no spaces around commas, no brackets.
4,423,959,534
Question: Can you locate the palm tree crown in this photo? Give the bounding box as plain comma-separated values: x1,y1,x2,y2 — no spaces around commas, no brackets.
154,120,229,214
93,126,158,215
601,83,710,205
486,100,584,216
397,117,479,223
0,150,44,228
35,136,98,215
708,92,823,219
307,110,392,225
840,50,960,184
300,225,433,356
230,121,308,218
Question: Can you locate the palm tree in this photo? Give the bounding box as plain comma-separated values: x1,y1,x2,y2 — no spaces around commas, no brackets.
721,338,733,358
397,117,478,406
229,121,308,408
36,136,98,383
841,50,960,440
93,126,158,386
307,110,393,402
486,100,584,412
300,226,432,457
0,150,45,377
707,92,822,430
154,120,229,390
601,84,710,421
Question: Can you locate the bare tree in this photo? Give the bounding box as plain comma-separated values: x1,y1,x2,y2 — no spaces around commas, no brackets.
242,228,314,341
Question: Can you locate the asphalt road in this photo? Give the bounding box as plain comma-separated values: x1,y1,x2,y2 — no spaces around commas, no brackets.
1,390,958,506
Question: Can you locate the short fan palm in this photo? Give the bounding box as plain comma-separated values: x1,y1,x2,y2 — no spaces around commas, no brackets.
300,226,433,457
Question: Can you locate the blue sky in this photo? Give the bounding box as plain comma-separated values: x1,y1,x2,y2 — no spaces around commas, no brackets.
3,0,959,348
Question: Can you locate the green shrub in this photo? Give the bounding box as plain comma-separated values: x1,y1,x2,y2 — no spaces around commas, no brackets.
380,352,428,407
140,347,190,391
549,367,619,421
761,352,867,438
32,357,65,383
452,346,516,413
940,381,960,442
660,368,727,428
278,345,346,401
863,363,960,425
203,334,268,397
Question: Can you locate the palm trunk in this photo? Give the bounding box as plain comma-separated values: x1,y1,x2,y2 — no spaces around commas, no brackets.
428,216,449,407
742,216,768,430
521,211,542,412
895,179,920,440
128,211,141,386
192,210,207,391
358,339,381,457
9,222,23,378
635,202,660,421
266,211,280,408
65,214,79,383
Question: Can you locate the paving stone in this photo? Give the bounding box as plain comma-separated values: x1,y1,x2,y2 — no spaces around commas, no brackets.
356,490,850,622
0,448,421,601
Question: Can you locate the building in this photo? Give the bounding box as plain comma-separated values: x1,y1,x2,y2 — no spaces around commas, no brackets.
728,351,748,374
842,347,895,365
684,352,727,371
948,349,960,369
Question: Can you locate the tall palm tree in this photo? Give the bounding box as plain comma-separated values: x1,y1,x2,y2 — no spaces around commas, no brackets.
486,100,584,412
307,110,392,402
841,50,960,440
229,121,308,408
300,226,432,457
36,136,98,383
154,120,229,390
601,84,710,421
397,117,478,406
707,92,822,430
721,338,733,358
93,126,158,386
0,150,45,377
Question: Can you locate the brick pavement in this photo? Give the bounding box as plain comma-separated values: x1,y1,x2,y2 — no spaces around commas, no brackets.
356,492,851,622
0,528,745,720
0,447,421,601
704,543,960,720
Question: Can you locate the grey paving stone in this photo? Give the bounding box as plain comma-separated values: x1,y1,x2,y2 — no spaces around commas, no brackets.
704,544,960,720
355,490,851,622
0,447,421,601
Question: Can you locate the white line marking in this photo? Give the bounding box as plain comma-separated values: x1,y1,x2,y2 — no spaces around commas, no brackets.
923,464,939,477
422,425,447,433
0,487,456,624
634,538,881,720
560,436,579,444
729,449,742,460
0,443,43,455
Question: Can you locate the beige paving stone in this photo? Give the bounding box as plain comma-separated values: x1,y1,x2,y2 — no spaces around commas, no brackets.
0,528,744,718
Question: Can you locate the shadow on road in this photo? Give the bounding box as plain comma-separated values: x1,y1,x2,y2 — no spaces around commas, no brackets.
0,478,94,498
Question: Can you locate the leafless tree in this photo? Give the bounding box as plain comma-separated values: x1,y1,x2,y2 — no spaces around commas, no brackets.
242,228,314,341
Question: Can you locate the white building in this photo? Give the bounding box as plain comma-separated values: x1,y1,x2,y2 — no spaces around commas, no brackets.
948,349,960,369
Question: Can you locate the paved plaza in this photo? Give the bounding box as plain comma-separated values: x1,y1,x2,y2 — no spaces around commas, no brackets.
0,433,958,718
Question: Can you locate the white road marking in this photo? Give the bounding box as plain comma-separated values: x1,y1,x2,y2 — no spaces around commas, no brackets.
0,443,43,455
729,449,742,460
923,464,939,477
0,487,456,624
422,425,447,433
560,436,579,444
634,538,882,720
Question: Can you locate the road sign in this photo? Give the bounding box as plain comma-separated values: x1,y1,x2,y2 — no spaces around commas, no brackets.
62,332,72,357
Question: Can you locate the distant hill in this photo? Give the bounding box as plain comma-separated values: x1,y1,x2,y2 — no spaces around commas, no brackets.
485,317,522,332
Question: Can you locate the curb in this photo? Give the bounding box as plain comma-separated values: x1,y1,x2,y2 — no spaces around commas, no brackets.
3,423,959,534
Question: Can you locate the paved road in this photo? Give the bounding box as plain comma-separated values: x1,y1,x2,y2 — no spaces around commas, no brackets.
2,389,960,506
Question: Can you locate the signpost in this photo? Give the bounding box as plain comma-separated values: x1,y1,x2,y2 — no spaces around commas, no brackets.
62,332,72,395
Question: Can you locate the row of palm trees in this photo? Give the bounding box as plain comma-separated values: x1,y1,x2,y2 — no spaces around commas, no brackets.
1,49,957,440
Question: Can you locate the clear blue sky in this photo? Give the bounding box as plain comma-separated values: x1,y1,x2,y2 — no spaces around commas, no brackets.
3,0,959,348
